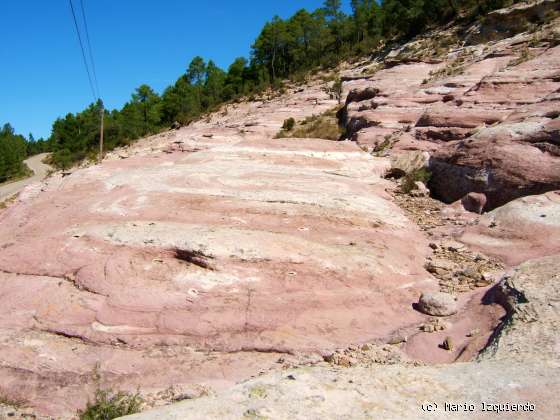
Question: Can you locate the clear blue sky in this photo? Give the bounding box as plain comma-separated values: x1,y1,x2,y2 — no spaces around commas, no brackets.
0,1,351,140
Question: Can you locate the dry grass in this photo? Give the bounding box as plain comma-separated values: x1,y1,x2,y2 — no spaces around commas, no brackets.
275,107,344,141
0,193,19,211
508,46,534,67
0,393,27,409
423,49,473,84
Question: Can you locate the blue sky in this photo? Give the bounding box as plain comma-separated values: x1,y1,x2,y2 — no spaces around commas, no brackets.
0,1,351,140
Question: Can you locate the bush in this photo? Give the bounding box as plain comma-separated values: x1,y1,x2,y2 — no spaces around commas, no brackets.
51,149,74,170
276,107,344,140
323,77,343,103
401,167,432,194
275,108,343,141
282,117,296,131
78,389,143,420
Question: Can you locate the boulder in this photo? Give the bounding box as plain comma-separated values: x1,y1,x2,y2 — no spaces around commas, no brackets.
430,120,560,210
461,192,487,214
416,292,458,317
386,151,430,178
345,87,379,105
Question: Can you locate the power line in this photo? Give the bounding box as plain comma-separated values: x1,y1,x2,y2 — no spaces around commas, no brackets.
68,0,97,102
68,0,104,163
79,0,100,99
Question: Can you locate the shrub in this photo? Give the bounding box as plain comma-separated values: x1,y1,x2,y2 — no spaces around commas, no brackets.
282,117,296,131
78,389,143,420
323,78,343,104
508,46,532,67
401,167,432,194
276,108,343,141
51,149,74,170
330,78,343,104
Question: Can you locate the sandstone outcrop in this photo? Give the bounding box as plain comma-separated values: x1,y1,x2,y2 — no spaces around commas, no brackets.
125,256,560,420
458,190,560,266
339,2,560,210
1,2,559,418
0,80,447,417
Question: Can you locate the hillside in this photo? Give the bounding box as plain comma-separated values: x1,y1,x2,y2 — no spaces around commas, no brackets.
0,1,559,419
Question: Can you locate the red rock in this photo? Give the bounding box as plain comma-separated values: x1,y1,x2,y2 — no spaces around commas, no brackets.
0,81,436,417
430,121,560,209
461,192,487,214
415,104,507,129
458,191,560,266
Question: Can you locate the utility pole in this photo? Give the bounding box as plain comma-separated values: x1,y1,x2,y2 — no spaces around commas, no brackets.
99,100,104,163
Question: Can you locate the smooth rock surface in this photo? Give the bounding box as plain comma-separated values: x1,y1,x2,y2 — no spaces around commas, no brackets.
124,255,560,420
0,80,438,417
459,191,560,266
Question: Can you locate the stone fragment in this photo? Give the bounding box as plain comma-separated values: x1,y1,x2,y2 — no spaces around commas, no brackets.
461,192,487,214
337,355,352,367
441,336,454,351
420,324,435,333
410,181,430,197
425,259,456,274
387,335,407,345
466,328,481,338
387,151,430,179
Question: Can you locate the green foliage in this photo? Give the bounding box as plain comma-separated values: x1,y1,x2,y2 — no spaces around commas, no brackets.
49,101,107,168
78,389,143,420
282,117,296,131
0,124,29,183
401,167,432,194
2,0,512,172
276,108,343,140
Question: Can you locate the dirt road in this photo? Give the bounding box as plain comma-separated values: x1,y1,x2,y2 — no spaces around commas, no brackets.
0,153,51,202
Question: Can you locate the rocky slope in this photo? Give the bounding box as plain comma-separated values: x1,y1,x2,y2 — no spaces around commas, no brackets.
0,1,559,419
0,79,449,418
340,0,560,211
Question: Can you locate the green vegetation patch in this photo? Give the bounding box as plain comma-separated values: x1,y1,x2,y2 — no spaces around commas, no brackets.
276,107,344,141
401,167,432,194
78,389,143,420
3,0,518,171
